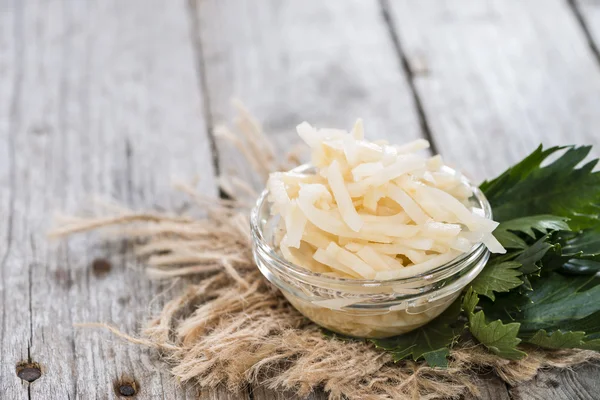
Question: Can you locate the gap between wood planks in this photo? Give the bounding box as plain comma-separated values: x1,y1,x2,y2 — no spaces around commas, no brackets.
0,0,221,398
185,0,508,398
568,0,600,68
379,0,439,155
186,2,327,396
187,0,221,180
187,0,241,204
183,0,600,399
377,0,512,398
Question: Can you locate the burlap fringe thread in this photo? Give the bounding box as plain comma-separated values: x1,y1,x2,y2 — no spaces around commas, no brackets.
52,103,600,400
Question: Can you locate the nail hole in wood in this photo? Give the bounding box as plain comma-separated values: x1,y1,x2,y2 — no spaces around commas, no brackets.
115,378,138,397
53,268,73,290
92,258,112,278
118,296,131,306
16,362,42,382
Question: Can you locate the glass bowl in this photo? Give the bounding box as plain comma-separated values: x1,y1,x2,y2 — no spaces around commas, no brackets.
250,165,491,338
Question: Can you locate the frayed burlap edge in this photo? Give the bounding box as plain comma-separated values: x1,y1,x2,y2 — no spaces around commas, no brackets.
52,103,600,400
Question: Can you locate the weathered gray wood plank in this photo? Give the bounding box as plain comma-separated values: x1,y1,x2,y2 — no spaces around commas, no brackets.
193,1,509,399
0,0,223,398
197,0,423,139
506,1,600,378
0,2,28,397
194,0,423,190
192,0,521,398
464,373,511,400
193,1,423,398
250,386,328,400
509,363,600,400
386,0,600,181
200,387,248,400
573,0,600,65
2,1,597,400
384,1,600,399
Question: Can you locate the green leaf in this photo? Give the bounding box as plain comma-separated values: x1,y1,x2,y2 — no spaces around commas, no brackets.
562,259,600,275
497,273,600,333
514,236,555,274
370,297,464,367
480,145,562,199
492,215,569,250
520,275,533,292
580,339,600,351
562,227,600,259
463,286,479,314
495,215,570,242
473,145,600,357
480,145,600,230
562,310,600,334
490,216,568,278
547,227,600,274
560,311,600,350
470,261,523,301
526,329,587,349
520,273,600,332
422,348,450,368
493,230,528,250
525,326,600,351
470,313,526,360
463,288,526,360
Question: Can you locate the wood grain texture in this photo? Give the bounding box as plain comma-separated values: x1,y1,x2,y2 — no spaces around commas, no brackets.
195,1,512,399
464,373,511,400
200,387,248,400
573,0,600,65
194,0,423,189
193,1,423,398
1,0,599,399
386,0,600,181
509,364,600,400
385,1,600,399
250,386,328,400
0,0,220,399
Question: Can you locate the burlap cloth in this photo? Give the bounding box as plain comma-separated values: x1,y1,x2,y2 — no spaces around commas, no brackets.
52,105,599,399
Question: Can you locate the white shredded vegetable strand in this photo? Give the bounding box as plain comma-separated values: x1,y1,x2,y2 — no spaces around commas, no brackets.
326,160,364,232
387,184,430,225
265,119,505,281
283,200,307,248
351,118,364,140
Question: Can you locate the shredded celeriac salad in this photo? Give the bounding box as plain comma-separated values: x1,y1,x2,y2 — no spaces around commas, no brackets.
267,120,505,280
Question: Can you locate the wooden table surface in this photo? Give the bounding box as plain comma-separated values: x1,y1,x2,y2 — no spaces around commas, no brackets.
2,0,600,399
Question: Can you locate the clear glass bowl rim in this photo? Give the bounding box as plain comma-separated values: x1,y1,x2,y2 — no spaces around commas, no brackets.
250,164,493,288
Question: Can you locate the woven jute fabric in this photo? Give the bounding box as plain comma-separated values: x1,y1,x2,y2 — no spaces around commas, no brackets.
52,105,599,400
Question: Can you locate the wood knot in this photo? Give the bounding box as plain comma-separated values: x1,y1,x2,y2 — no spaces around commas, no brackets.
115,378,138,397
92,258,112,277
545,378,560,388
16,362,42,382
